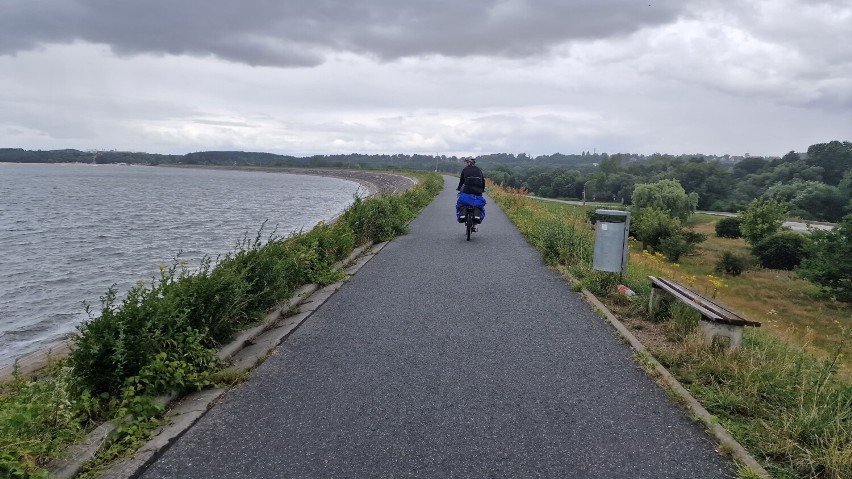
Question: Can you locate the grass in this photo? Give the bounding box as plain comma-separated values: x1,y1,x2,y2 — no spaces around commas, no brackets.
489,184,852,479
672,215,851,375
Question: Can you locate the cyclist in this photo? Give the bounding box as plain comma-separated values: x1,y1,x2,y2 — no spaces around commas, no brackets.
456,158,486,229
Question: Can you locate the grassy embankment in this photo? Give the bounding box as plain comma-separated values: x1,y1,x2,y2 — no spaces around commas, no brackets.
490,185,852,479
0,172,442,479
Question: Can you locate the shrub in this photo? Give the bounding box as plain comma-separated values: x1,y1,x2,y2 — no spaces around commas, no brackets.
715,251,750,276
632,207,681,251
656,230,705,263
752,231,810,270
739,198,787,245
70,265,229,397
163,257,250,343
342,195,412,244
797,214,852,302
219,238,303,314
658,234,690,262
715,217,742,238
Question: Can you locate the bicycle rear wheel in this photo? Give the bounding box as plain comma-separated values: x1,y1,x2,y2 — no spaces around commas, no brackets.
465,207,473,241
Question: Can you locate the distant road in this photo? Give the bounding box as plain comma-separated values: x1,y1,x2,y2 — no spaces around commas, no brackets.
529,196,836,232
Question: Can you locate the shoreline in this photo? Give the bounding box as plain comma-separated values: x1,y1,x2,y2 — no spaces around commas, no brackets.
157,164,418,197
0,166,419,379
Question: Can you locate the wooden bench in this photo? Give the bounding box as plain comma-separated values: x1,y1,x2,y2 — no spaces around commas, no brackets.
648,276,760,349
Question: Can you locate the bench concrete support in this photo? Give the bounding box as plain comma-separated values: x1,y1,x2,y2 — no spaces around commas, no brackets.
698,320,744,349
648,286,665,318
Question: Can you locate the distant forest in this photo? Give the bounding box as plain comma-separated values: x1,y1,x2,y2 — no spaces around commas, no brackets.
2,140,850,221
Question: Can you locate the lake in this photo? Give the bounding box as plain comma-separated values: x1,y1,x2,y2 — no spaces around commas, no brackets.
0,163,360,367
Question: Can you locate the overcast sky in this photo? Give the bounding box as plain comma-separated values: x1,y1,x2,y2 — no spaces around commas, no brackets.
1,0,850,157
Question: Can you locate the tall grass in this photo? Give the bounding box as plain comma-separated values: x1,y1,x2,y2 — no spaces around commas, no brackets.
490,184,852,478
1,171,442,478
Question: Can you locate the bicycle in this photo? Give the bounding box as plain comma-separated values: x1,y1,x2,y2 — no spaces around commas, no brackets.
460,205,482,241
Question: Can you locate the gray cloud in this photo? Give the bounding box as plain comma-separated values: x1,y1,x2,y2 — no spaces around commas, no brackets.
0,0,683,66
1,1,848,157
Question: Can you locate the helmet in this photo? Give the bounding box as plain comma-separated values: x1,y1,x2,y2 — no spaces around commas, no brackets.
466,158,476,165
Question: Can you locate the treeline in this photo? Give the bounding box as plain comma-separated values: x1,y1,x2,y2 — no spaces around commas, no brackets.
485,141,852,222
0,148,608,171
3,141,850,221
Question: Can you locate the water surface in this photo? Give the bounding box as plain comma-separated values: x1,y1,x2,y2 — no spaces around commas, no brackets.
0,163,359,366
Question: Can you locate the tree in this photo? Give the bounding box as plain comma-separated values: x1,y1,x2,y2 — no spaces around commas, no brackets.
523,171,552,194
764,180,847,222
631,179,698,222
598,154,624,176
739,198,787,245
797,214,852,302
733,157,769,175
603,173,636,203
806,141,852,186
672,159,734,209
550,170,581,198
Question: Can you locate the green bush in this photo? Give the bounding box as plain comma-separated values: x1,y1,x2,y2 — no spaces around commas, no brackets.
715,217,742,238
656,230,705,263
797,214,852,302
657,234,688,262
715,251,750,276
752,231,810,270
739,198,787,245
342,195,412,244
164,258,251,343
632,207,681,251
218,238,302,314
70,271,226,397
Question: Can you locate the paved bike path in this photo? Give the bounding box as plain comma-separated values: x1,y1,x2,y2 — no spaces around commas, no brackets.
140,177,733,478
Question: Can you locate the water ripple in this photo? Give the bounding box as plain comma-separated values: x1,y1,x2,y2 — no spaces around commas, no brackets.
0,164,359,366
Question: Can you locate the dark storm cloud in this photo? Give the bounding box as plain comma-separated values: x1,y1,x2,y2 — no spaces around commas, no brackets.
0,0,683,66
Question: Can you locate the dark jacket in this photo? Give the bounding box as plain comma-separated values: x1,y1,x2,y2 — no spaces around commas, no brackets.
457,165,485,195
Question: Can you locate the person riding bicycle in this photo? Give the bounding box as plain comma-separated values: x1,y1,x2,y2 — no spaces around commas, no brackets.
456,158,486,229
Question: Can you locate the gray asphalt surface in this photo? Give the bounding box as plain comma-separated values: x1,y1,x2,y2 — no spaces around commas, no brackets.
138,177,734,478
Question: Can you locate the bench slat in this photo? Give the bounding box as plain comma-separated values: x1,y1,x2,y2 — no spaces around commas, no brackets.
648,276,761,327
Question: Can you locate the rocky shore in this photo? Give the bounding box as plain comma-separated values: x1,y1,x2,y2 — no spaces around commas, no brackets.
159,164,418,196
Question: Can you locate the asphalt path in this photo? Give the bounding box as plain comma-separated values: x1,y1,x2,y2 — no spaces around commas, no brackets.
139,177,734,478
